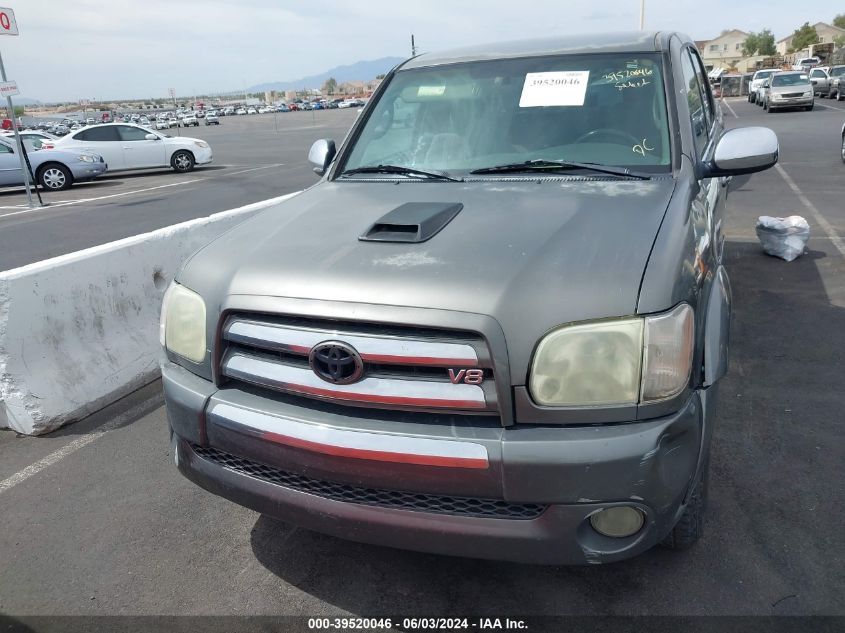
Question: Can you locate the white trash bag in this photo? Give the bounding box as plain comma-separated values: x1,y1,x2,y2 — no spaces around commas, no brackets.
755,215,810,262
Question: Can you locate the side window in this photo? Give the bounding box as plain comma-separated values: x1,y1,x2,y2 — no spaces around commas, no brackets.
810,69,824,78
0,143,13,154
117,125,151,141
688,49,715,133
76,126,119,142
680,50,708,158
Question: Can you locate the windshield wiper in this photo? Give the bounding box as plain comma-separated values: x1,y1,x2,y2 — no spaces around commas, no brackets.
340,164,462,182
470,159,651,180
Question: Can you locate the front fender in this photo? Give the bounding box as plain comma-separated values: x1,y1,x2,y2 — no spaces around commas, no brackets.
703,265,731,386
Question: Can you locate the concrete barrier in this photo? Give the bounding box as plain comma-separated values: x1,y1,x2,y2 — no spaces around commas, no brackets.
0,192,300,435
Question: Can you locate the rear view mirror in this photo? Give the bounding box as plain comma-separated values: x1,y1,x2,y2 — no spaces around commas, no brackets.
704,127,778,177
308,138,336,175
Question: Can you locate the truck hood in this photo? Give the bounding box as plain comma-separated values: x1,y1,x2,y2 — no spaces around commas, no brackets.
181,177,676,379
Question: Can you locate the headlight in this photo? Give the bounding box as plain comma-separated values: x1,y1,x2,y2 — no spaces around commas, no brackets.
194,141,209,148
530,318,643,406
160,282,207,363
529,304,693,407
77,154,95,162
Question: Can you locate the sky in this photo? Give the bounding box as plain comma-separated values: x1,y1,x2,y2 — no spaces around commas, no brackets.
3,0,841,102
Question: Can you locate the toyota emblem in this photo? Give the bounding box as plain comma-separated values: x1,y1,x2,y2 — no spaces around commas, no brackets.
308,341,365,385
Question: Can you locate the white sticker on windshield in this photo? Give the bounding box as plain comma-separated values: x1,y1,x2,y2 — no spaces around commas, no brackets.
417,85,446,97
519,71,590,107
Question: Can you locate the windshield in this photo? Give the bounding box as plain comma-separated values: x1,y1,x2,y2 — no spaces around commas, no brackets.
755,70,777,80
772,74,810,87
830,66,845,77
341,53,671,177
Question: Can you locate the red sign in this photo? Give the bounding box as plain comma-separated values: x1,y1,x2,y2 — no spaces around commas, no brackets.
0,7,19,36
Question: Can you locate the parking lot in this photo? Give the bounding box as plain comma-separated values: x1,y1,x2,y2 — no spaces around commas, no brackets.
0,95,843,622
0,109,359,270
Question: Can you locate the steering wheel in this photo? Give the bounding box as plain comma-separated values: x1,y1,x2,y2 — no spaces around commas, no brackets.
574,128,641,145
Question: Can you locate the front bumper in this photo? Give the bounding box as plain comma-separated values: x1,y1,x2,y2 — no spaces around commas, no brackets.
769,96,813,109
70,162,108,179
194,146,213,164
164,361,713,565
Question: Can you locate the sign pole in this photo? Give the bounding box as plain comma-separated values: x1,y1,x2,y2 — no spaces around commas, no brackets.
0,7,35,208
0,48,33,208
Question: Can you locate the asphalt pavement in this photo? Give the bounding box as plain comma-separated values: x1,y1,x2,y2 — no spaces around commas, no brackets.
0,97,842,621
0,109,360,270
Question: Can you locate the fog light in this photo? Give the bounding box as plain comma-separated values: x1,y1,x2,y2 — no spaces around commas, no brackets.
589,506,644,538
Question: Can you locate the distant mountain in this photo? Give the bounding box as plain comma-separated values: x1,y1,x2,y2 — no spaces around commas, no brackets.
246,57,405,92
12,97,41,106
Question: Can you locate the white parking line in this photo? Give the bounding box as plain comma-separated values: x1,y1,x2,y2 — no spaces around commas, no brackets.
775,163,845,257
815,102,845,111
224,164,284,177
0,396,159,495
721,99,739,119
0,179,203,218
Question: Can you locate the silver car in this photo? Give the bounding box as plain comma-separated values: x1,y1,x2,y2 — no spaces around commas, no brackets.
748,68,779,104
0,136,107,191
763,71,814,112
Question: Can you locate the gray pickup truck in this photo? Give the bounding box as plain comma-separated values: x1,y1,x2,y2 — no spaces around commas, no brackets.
825,65,845,100
809,65,845,99
161,31,778,564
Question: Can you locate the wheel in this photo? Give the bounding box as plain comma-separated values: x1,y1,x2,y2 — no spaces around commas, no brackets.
763,99,768,110
661,458,709,550
806,103,814,111
837,91,844,102
37,163,73,191
171,150,195,173
840,135,845,163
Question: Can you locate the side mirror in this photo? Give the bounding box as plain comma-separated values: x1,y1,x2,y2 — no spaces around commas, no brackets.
704,127,778,177
308,138,336,175
145,133,158,140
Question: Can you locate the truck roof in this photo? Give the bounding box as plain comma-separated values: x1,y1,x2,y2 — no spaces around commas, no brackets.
401,31,688,70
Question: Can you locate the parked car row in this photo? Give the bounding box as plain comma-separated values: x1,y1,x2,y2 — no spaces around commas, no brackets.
748,69,816,112
0,121,215,193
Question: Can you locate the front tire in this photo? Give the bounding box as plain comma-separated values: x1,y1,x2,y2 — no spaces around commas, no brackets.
806,103,814,111
37,163,73,191
840,135,845,164
171,150,195,173
661,458,709,550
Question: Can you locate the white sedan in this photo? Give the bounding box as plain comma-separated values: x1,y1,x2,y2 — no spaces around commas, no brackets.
46,122,212,173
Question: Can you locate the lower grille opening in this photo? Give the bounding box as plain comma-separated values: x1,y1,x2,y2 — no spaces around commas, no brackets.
192,444,545,520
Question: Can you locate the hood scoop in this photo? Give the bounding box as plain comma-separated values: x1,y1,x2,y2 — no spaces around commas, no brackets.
359,202,463,243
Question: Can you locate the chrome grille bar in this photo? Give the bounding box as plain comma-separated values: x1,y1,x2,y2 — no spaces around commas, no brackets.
224,318,479,367
222,350,488,410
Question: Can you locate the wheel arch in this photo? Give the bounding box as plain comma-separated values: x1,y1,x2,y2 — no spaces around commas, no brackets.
703,265,731,387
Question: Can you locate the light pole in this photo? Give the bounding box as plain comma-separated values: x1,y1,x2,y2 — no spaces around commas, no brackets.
639,0,645,30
